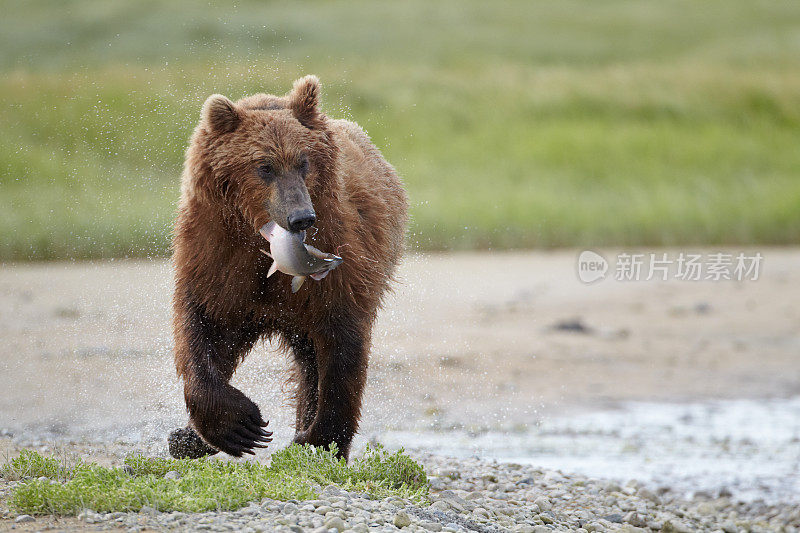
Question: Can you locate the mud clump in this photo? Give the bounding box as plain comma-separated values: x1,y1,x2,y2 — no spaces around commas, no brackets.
167,427,219,459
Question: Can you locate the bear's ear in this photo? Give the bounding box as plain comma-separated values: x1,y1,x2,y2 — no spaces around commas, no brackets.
202,94,240,134
289,75,322,129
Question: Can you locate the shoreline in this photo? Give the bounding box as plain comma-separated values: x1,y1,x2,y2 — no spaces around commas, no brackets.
1,448,796,532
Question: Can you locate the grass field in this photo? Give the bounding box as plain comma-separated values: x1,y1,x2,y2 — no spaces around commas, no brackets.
2,0,799,259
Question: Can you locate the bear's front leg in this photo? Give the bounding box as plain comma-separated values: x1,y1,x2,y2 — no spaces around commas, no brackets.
293,311,370,460
174,295,272,457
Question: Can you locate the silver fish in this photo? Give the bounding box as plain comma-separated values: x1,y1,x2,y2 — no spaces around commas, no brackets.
259,221,343,293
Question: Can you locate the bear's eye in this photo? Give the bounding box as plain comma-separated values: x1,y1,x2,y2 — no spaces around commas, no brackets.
257,163,275,181
298,157,309,173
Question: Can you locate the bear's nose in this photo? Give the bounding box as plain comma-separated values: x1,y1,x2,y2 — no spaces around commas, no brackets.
287,209,316,232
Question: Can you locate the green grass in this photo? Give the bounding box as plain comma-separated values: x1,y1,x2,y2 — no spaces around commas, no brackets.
2,445,428,515
2,0,800,259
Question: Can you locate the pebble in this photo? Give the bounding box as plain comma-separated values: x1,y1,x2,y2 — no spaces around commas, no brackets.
721,521,739,533
393,510,412,528
663,519,694,533
473,506,491,518
533,496,552,511
15,514,35,523
324,516,346,532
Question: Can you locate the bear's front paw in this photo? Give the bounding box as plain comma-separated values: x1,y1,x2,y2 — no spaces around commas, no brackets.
188,385,273,457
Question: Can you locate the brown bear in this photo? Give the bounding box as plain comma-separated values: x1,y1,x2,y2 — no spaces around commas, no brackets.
169,75,408,460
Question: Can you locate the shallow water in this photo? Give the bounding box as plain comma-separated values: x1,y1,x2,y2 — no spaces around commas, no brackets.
379,396,800,504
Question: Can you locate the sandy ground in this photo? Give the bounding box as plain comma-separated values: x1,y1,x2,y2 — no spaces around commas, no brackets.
1,248,798,448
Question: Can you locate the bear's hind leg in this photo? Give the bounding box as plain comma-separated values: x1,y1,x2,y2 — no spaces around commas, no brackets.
293,311,370,460
284,332,319,435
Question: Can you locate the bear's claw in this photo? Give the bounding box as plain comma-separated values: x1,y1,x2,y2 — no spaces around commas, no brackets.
188,385,273,457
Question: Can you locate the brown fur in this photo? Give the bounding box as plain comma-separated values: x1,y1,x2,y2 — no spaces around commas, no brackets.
171,76,408,459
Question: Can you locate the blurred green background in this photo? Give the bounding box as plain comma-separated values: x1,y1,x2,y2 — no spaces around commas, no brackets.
1,0,799,260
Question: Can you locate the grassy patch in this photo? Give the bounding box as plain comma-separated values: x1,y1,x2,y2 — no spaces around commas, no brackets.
1,450,76,482
2,0,800,258
4,444,428,515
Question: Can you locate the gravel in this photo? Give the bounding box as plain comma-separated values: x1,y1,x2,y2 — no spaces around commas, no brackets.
2,453,799,532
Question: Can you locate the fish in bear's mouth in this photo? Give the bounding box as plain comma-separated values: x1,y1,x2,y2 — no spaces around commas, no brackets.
258,222,343,293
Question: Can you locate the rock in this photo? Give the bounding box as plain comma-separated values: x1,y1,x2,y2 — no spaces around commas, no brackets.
15,514,35,523
663,520,694,533
585,522,606,532
695,502,716,516
322,485,348,497
638,488,660,503
721,522,739,533
473,507,491,518
623,511,647,527
77,509,101,523
718,487,733,498
324,516,346,532
429,477,447,490
421,521,443,531
533,496,552,511
309,500,330,508
618,500,636,512
551,318,594,334
164,470,181,480
393,511,412,528
437,490,471,512
437,468,461,480
430,501,450,512
315,506,334,515
532,527,551,533
602,513,623,523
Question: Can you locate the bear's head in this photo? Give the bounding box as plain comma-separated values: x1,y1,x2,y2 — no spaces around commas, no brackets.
186,75,337,236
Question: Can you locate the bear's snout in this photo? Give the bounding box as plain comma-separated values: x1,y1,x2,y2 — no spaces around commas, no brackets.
287,209,316,232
